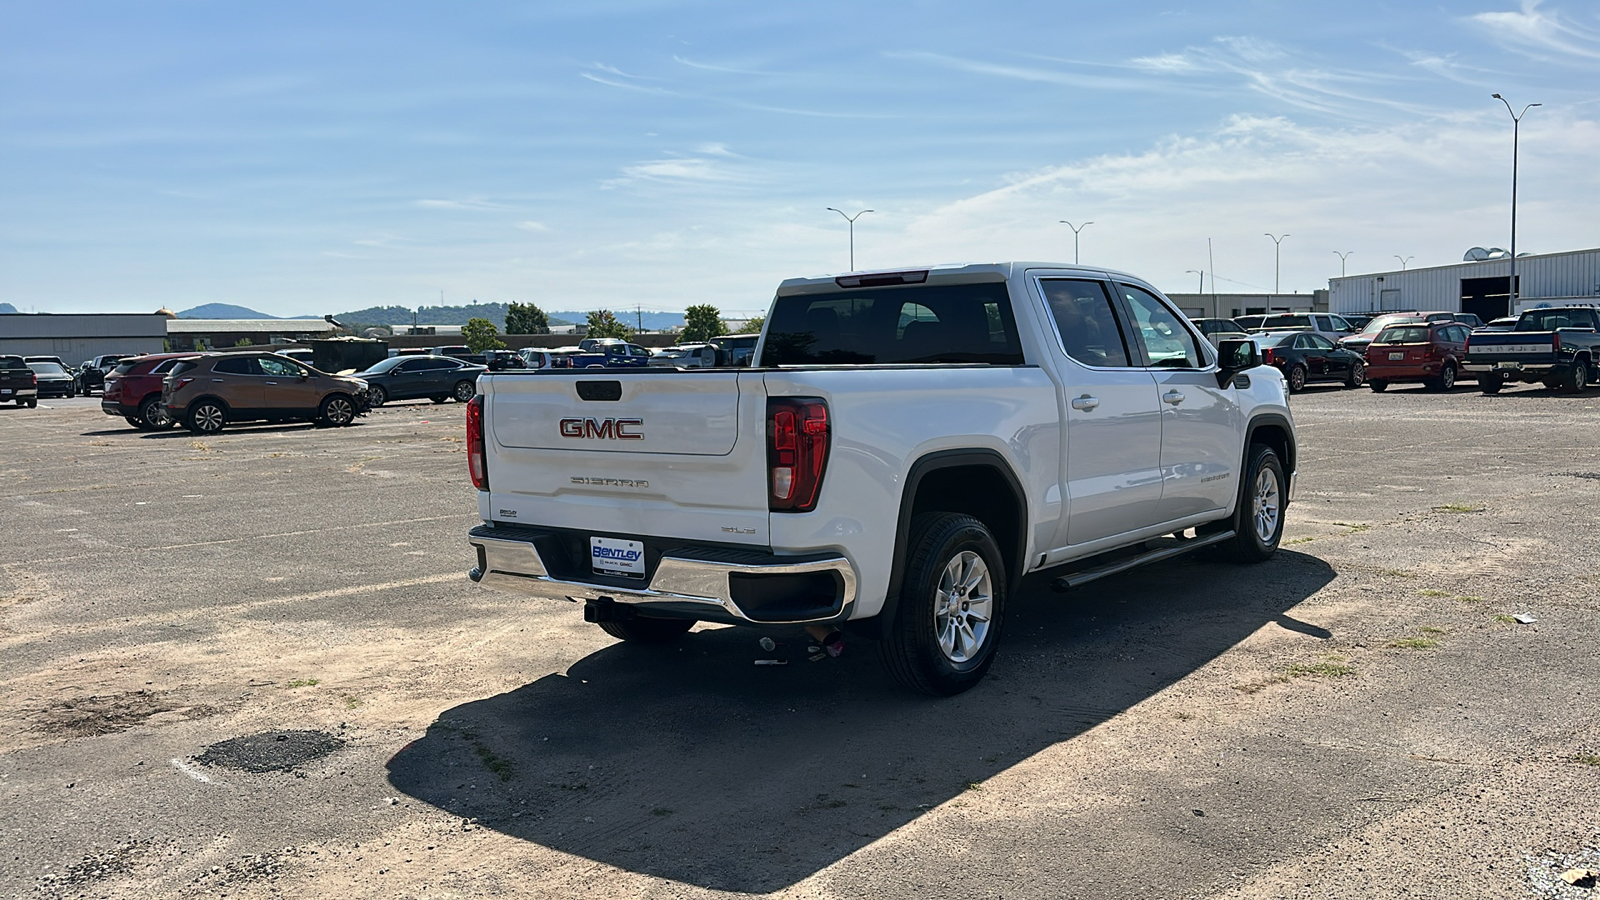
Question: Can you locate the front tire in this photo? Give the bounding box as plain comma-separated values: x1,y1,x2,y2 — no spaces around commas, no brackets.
1287,364,1307,393
367,385,388,407
597,617,695,643
879,513,1007,696
452,380,476,402
319,394,356,427
186,400,226,434
1220,443,1286,563
1345,361,1365,389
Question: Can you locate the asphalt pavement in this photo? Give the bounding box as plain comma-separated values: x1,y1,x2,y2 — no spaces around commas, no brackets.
1,384,1597,899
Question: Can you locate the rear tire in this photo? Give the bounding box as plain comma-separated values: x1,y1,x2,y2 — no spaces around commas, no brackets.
1563,361,1590,394
1480,372,1503,394
879,512,1007,696
452,380,476,402
186,400,226,434
430,396,448,404
138,395,173,430
24,398,37,408
597,618,695,643
1369,379,1389,392
1287,364,1307,393
1220,443,1286,563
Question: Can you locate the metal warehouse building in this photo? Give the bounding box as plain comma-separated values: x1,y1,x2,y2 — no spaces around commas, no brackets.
1329,247,1600,323
0,313,168,360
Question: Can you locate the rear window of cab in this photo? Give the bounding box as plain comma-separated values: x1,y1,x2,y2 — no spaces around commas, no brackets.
759,283,1023,366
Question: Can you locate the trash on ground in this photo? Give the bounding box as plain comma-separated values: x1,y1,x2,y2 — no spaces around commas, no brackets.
1560,868,1598,887
1512,613,1537,624
754,659,787,666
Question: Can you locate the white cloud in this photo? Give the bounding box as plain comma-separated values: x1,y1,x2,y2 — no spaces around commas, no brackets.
1466,1,1600,62
412,198,506,211
515,221,550,232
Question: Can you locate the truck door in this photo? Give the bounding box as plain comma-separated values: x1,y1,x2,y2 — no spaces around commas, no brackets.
1112,282,1241,522
1035,277,1164,546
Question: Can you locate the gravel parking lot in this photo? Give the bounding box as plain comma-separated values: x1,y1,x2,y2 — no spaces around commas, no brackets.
2,386,1597,899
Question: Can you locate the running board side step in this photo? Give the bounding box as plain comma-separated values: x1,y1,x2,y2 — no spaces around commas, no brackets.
1050,530,1235,592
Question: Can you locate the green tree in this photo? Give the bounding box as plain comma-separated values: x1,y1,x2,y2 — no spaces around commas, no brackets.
741,314,765,335
462,317,507,352
504,301,550,334
585,309,633,339
233,337,255,347
681,304,728,343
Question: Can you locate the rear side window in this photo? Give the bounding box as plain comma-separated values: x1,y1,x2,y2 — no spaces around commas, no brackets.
213,357,259,375
759,283,1023,366
169,360,199,377
113,360,143,375
1040,279,1130,367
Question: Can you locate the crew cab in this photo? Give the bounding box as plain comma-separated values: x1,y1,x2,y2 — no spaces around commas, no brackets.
1463,306,1600,393
465,263,1297,695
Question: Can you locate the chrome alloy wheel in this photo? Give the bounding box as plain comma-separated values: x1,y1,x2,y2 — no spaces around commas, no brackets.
324,396,355,426
934,550,994,664
1252,466,1282,543
192,403,224,433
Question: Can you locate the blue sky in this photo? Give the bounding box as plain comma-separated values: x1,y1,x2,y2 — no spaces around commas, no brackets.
2,1,1598,317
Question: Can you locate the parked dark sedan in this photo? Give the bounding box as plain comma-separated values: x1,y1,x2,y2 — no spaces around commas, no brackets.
1252,331,1366,393
356,355,487,406
26,361,77,398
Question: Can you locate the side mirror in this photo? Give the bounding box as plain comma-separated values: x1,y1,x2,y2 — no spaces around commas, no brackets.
1216,339,1259,388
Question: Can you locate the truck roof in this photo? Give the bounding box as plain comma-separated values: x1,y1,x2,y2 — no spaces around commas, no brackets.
775,262,1146,296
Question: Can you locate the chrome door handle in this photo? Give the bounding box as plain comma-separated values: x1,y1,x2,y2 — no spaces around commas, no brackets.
1070,395,1100,411
1163,390,1186,405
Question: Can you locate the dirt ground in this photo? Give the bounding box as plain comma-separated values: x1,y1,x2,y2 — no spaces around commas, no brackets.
1,385,1597,900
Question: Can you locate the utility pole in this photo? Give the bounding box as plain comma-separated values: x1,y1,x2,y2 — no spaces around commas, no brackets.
636,306,643,332
1265,233,1290,294
1060,220,1094,265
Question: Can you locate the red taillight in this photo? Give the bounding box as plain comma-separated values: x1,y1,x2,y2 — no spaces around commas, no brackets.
767,398,829,512
30,373,37,386
1261,348,1277,365
1552,332,1562,353
466,395,488,491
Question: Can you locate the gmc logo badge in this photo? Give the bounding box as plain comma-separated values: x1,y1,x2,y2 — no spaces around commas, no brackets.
560,417,644,440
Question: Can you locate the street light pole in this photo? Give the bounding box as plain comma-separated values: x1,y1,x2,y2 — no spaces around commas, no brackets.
826,207,874,271
1394,255,1414,271
1059,220,1094,265
1492,93,1540,308
1265,233,1290,293
1185,269,1204,295
1333,251,1353,278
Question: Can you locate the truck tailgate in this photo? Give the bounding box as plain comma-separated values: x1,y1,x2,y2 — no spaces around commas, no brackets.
1467,332,1556,362
481,371,770,544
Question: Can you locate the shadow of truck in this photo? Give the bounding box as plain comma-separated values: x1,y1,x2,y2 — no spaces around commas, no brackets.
386,550,1336,893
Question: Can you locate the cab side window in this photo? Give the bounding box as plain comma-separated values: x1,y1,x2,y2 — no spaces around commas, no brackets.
1039,279,1130,367
1117,284,1205,368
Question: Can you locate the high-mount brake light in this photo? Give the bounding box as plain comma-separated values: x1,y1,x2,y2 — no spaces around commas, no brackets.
834,270,929,289
466,395,489,491
767,398,830,512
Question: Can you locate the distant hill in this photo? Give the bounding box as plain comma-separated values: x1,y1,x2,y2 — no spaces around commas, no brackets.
0,302,17,314
178,303,278,319
331,304,691,332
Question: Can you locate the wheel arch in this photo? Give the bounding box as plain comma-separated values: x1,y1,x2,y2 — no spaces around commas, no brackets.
1244,413,1295,491
853,449,1028,640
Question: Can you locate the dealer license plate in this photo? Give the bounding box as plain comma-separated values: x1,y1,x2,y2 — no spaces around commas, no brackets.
1496,361,1521,369
0,389,10,395
1388,352,1404,360
591,536,646,578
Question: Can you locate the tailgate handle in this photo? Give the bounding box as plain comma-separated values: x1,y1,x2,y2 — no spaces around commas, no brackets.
576,381,622,402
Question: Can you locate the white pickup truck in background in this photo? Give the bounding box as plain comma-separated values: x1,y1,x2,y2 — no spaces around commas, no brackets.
466,262,1297,695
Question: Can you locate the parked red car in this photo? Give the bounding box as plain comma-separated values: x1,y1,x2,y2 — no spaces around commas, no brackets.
1364,322,1473,391
101,353,200,429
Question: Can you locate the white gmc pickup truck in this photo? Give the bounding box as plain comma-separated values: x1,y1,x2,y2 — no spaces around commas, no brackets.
466,263,1297,695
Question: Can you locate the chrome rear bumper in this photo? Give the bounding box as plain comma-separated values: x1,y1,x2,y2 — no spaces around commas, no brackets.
468,528,857,626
